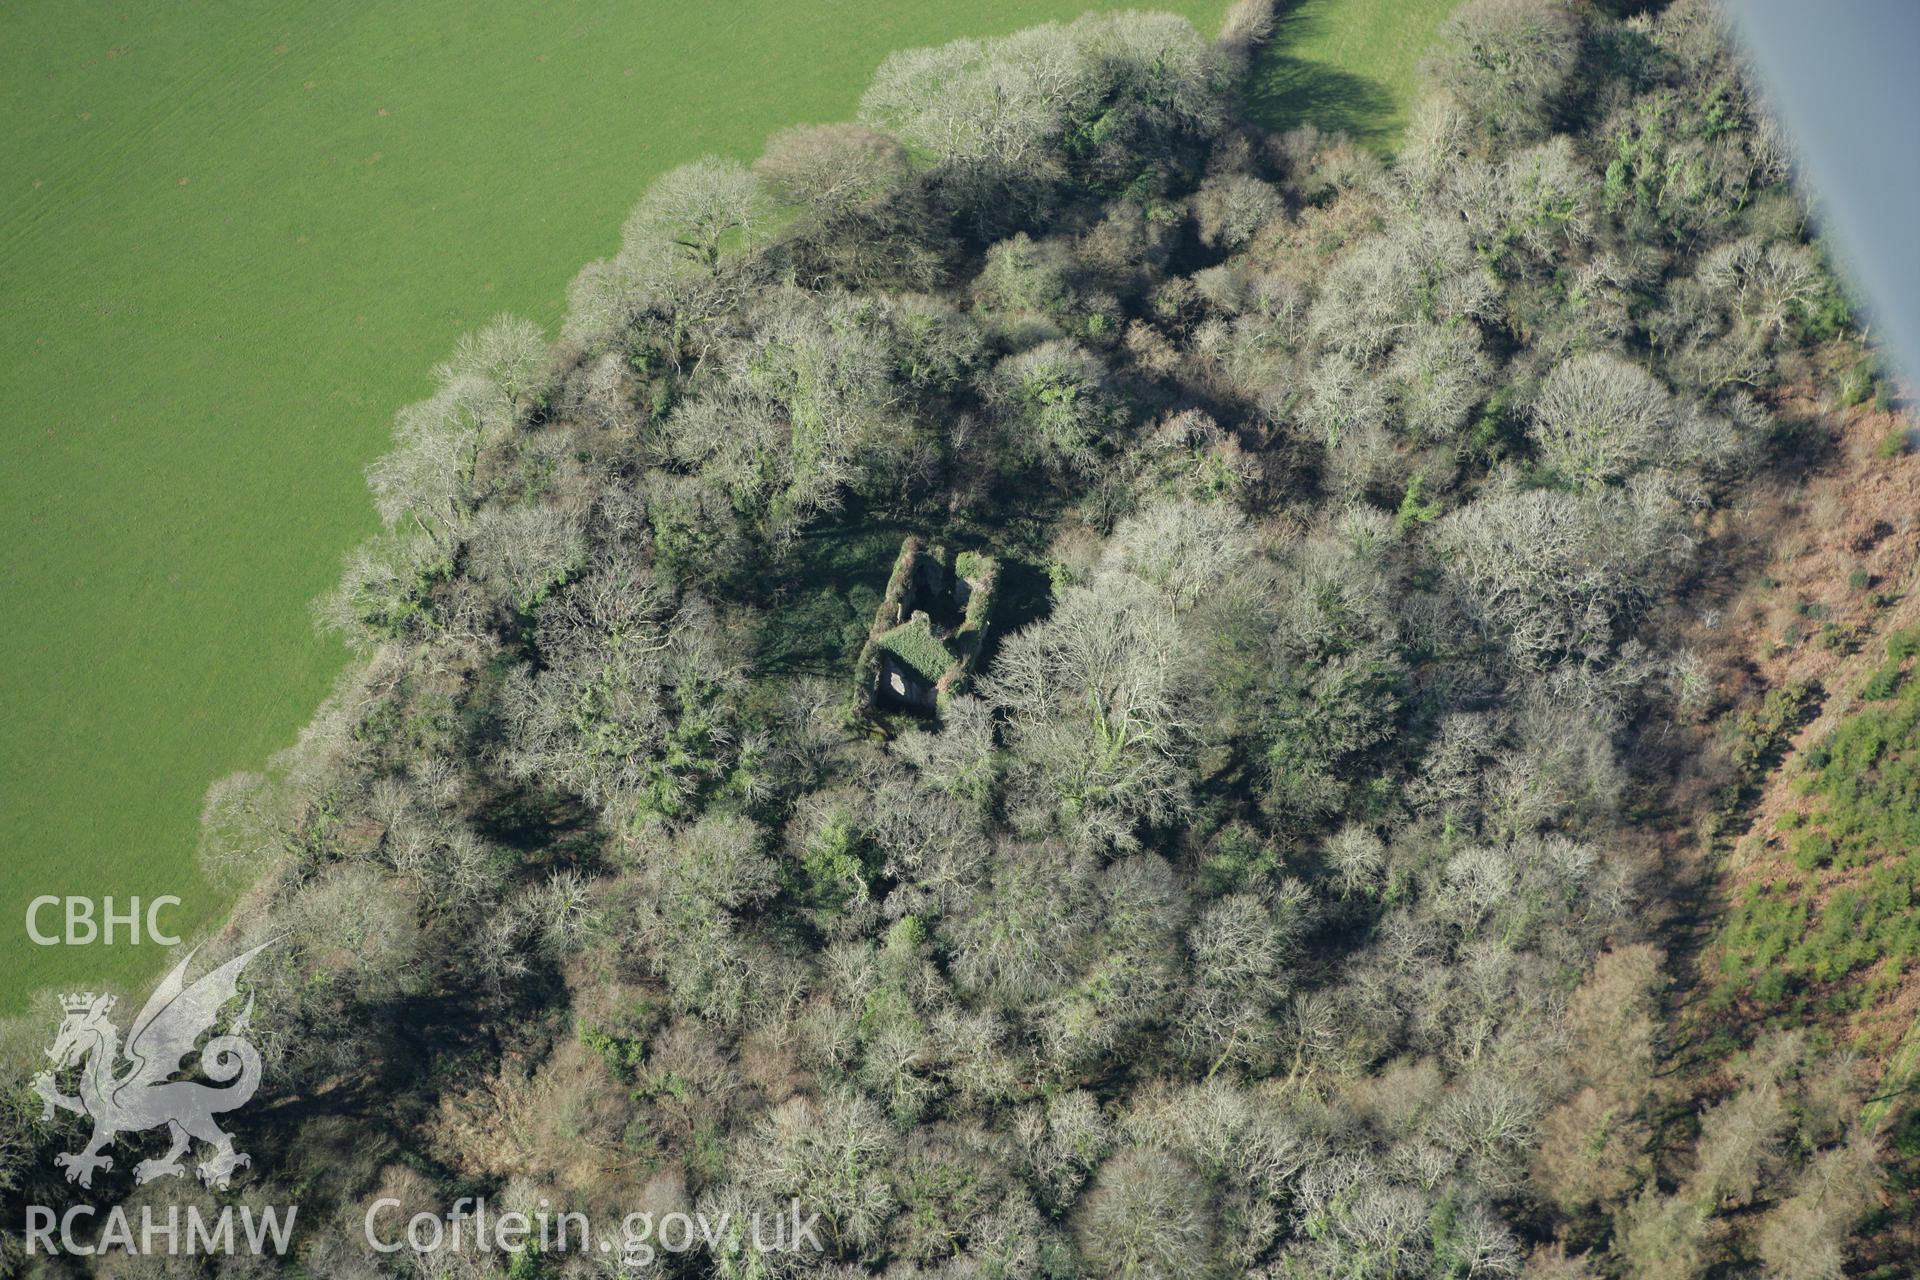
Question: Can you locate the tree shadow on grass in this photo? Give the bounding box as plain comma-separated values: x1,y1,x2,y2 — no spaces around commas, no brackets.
1243,5,1400,146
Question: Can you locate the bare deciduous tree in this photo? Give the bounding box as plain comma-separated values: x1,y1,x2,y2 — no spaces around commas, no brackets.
860,13,1225,224
1308,216,1499,363
1173,892,1292,1073
988,338,1116,473
1530,352,1678,487
1435,477,1686,667
365,374,503,543
755,123,910,216
1072,1146,1215,1280
744,1091,900,1250
986,571,1197,849
621,157,767,271
434,312,548,418
1192,172,1281,251
1389,322,1492,443
464,505,585,613
1753,1133,1882,1280
501,559,740,815
1422,0,1582,145
1105,498,1255,612
312,530,446,649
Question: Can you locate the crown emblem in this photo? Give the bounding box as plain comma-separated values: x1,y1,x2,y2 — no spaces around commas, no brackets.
59,992,109,1013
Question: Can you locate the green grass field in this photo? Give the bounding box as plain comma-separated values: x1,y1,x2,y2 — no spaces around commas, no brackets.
0,0,1451,1016
1247,0,1458,146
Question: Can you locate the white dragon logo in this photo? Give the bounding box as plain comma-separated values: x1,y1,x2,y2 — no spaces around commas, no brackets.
31,941,272,1190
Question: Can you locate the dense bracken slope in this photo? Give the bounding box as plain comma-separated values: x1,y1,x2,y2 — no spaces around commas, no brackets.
4,2,1907,1277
